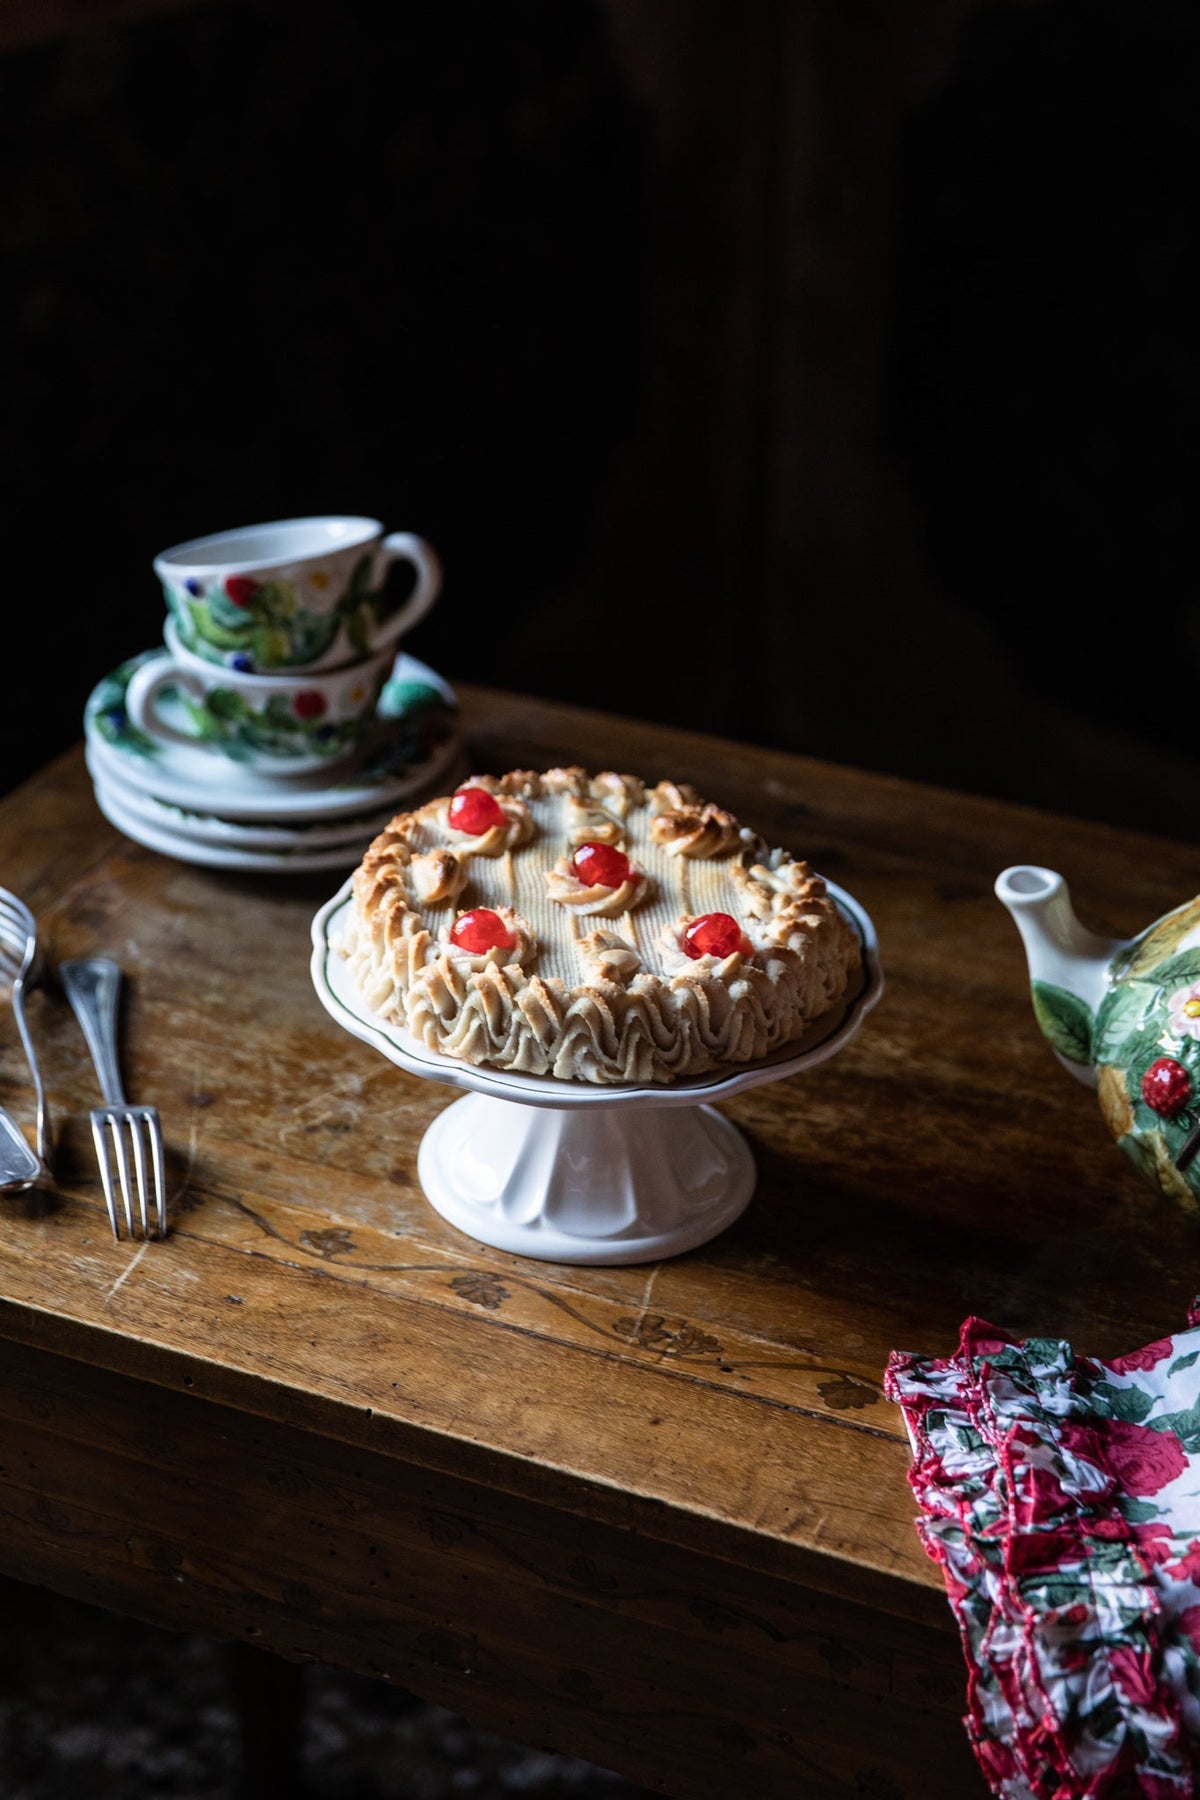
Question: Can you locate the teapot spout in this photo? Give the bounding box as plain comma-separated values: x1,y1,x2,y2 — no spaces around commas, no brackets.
995,866,1127,1086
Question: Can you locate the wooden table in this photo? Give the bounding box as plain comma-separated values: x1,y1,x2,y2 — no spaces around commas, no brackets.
3,687,1198,1800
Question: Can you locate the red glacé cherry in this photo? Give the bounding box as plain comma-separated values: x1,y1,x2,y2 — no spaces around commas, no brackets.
1142,1057,1191,1118
571,841,630,889
450,908,513,954
682,912,748,961
448,786,507,834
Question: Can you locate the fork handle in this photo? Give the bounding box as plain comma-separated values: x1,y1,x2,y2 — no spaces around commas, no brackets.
10,971,51,1172
60,958,127,1107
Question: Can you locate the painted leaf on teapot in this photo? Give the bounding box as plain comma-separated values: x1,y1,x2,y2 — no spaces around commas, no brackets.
1110,896,1200,982
1031,982,1094,1064
1092,978,1160,1066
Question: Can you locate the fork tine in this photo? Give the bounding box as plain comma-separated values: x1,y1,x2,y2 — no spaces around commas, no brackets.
107,1112,136,1237
91,1112,121,1240
88,1108,168,1240
63,962,167,1243
0,915,22,972
128,1115,150,1239
147,1113,167,1239
0,892,28,942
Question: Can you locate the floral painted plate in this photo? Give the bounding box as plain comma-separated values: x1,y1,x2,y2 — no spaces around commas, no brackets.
85,651,462,822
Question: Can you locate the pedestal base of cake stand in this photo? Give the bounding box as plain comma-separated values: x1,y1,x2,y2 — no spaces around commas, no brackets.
311,880,883,1266
417,1090,754,1264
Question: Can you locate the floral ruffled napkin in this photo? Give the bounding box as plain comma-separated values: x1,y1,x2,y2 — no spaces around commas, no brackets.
885,1306,1200,1799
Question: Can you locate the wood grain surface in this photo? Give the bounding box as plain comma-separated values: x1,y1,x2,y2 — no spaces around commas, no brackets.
4,687,1199,1797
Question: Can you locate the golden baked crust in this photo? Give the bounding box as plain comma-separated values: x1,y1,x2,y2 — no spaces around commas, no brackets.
338,768,863,1085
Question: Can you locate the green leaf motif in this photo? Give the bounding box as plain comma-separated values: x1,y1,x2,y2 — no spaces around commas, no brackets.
186,598,251,651
1170,1351,1200,1376
93,708,158,759
1026,1566,1111,1614
207,688,251,723
1093,980,1159,1066
1088,1380,1156,1423
246,579,298,626
285,612,340,665
88,657,161,757
177,696,222,741
1111,901,1200,981
1153,1397,1200,1453
263,694,297,729
1031,981,1094,1065
1134,948,1200,994
250,623,290,667
1117,1496,1164,1524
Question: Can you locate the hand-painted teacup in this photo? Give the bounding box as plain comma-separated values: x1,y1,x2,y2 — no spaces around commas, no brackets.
155,515,442,673
124,620,396,774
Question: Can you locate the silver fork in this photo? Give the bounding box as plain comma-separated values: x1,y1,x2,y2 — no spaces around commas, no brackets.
60,957,167,1240
0,887,52,1186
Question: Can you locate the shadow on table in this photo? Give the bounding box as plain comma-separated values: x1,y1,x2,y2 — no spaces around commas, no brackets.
738,1111,1200,1366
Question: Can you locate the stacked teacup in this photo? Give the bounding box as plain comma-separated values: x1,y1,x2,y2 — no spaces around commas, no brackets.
140,515,442,770
84,516,460,874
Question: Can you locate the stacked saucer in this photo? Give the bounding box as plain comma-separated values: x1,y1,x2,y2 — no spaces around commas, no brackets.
86,651,464,873
85,515,463,873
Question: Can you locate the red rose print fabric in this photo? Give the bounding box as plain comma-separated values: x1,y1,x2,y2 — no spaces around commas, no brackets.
885,1304,1200,1798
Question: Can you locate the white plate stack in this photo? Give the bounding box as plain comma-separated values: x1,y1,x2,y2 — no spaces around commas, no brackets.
84,652,465,874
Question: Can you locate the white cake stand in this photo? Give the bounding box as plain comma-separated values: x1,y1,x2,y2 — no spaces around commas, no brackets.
310,883,882,1265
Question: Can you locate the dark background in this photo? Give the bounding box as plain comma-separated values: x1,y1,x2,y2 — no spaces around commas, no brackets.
5,0,1200,836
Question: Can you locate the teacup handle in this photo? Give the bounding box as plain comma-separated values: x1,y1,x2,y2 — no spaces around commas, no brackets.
125,655,215,752
373,533,443,642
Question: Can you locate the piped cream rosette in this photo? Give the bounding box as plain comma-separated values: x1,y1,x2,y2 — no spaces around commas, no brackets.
437,788,533,856
543,853,650,917
339,768,862,1084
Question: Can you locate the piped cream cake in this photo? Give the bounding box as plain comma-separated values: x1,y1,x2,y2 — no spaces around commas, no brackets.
338,767,863,1085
